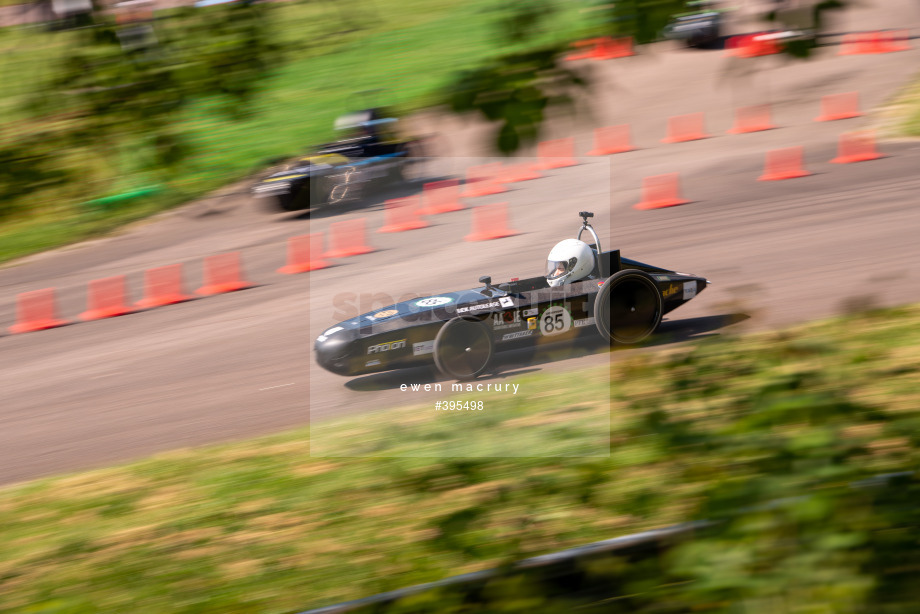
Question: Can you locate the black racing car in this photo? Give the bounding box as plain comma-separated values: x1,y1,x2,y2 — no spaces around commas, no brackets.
315,212,709,381
252,109,421,212
251,153,361,212
662,1,723,48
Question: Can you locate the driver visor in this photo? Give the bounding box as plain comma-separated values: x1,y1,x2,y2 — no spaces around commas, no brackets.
546,258,573,280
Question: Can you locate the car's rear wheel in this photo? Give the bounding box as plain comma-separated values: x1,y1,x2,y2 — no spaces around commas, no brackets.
433,316,494,381
595,270,663,345
396,137,432,184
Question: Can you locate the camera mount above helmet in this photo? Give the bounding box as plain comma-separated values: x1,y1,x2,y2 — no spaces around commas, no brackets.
575,211,606,279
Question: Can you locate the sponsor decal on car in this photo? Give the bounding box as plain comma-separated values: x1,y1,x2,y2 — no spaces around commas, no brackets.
539,305,572,336
523,308,539,317
683,281,697,300
528,317,537,330
492,311,523,330
415,297,452,307
457,301,500,314
365,359,381,367
574,317,596,328
502,330,533,341
367,339,407,354
412,340,434,356
499,296,514,308
371,309,398,320
662,283,680,298
653,275,671,282
263,175,306,182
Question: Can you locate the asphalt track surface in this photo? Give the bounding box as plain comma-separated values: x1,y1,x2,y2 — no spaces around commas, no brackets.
1,1,919,485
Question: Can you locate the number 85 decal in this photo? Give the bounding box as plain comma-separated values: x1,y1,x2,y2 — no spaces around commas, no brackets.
540,305,572,336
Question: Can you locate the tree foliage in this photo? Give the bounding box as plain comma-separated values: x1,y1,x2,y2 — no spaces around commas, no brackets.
765,0,850,59
6,1,286,212
0,134,73,220
599,0,686,44
443,1,590,154
165,2,287,117
446,47,590,155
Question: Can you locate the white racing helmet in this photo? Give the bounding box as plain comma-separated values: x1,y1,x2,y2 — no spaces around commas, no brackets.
545,239,595,287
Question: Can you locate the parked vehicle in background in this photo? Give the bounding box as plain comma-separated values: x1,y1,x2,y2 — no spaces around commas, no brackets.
251,107,424,213
662,1,724,48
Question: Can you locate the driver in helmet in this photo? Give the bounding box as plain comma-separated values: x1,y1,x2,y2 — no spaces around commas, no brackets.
545,239,596,287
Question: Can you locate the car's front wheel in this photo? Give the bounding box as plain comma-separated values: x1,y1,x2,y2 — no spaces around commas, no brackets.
269,191,300,213
433,316,494,381
595,270,663,345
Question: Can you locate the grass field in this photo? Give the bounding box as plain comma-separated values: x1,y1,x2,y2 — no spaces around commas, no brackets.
0,0,597,265
881,69,920,138
1,304,919,612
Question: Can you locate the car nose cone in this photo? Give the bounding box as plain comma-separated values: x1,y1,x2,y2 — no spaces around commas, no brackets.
315,330,356,376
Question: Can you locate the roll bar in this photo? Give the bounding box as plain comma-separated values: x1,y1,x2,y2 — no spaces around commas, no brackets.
576,211,606,278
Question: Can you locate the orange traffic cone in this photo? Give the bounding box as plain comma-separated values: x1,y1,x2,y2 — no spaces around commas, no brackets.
499,161,542,183
461,164,506,198
593,36,634,60
830,131,884,164
724,34,748,57
323,219,375,259
196,252,253,295
728,105,775,134
739,34,781,57
865,31,894,53
80,275,135,320
854,31,874,53
855,32,879,54
839,33,860,55
890,29,912,52
564,38,599,61
278,234,331,274
587,125,635,155
136,264,192,309
815,92,861,122
9,288,70,333
420,179,465,214
464,203,519,241
536,138,577,169
758,146,811,180
378,196,430,232
633,174,689,210
588,36,611,59
615,36,634,58
662,113,710,143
